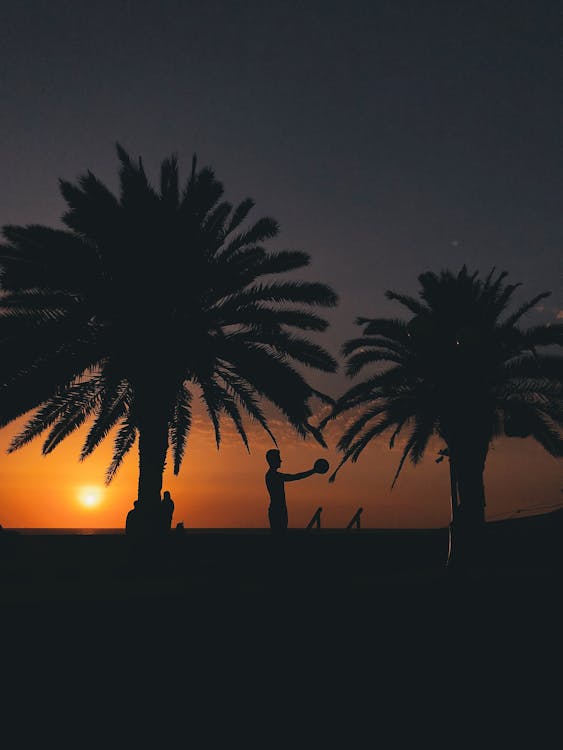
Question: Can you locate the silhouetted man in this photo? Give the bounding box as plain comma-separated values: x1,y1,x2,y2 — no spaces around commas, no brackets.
265,449,319,535
161,490,174,531
125,499,141,536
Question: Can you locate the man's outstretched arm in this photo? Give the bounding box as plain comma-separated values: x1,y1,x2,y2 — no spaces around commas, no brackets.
279,468,316,482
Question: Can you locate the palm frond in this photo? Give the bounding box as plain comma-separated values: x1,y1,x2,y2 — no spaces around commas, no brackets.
60,169,121,244
500,292,552,328
342,336,407,357
0,225,97,292
218,304,329,332
355,317,411,342
221,217,279,259
218,369,278,446
80,380,132,459
328,414,398,483
105,417,137,485
169,385,193,475
345,349,404,377
116,143,149,195
228,281,338,308
390,432,418,489
7,377,102,452
212,383,250,452
336,404,388,451
521,322,563,348
42,395,96,455
225,198,255,236
203,201,233,244
241,329,337,372
160,154,179,208
199,380,222,449
181,164,224,220
384,290,427,316
218,340,317,440
245,250,310,277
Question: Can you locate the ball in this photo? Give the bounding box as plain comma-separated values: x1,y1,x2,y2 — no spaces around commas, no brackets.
314,458,329,474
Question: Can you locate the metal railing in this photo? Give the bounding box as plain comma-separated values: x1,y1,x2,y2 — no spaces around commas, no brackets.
304,506,364,530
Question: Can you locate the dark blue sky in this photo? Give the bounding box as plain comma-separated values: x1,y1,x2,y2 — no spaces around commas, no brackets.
1,0,561,393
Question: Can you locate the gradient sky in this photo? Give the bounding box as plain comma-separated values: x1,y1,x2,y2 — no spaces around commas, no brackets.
0,0,561,528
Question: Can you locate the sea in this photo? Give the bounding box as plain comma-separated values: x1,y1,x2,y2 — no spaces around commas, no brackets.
11,528,125,535
9,527,281,535
9,526,438,535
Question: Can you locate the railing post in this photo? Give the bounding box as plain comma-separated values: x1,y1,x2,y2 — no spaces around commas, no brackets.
306,506,323,530
346,507,363,530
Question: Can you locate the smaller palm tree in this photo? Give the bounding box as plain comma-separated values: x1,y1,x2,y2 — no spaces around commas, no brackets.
321,266,563,566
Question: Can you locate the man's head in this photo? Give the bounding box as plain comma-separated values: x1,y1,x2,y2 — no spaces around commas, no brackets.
266,449,281,469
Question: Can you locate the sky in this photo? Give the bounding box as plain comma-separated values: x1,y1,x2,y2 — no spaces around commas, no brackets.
0,0,561,529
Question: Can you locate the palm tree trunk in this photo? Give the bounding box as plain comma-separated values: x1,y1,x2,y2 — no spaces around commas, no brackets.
448,446,487,569
137,420,168,506
446,457,459,567
135,389,172,535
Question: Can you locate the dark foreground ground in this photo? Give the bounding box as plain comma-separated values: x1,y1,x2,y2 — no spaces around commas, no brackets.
2,511,562,604
1,514,562,739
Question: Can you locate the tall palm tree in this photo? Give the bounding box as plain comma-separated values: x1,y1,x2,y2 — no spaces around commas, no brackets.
321,266,563,566
0,145,338,533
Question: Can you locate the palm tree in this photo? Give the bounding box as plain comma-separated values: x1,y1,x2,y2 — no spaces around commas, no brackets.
321,266,563,566
0,145,338,534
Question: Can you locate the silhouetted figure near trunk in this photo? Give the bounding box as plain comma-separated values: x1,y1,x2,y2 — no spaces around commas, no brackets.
126,493,174,537
125,499,152,569
161,490,174,531
125,500,142,536
125,496,175,572
265,449,326,535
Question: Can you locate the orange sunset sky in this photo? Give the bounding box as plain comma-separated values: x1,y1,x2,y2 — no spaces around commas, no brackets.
1,4,561,531
0,400,560,530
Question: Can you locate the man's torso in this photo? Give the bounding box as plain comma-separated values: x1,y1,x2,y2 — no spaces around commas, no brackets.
265,469,286,508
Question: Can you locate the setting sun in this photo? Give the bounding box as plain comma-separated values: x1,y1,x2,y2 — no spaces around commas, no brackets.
77,486,104,509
